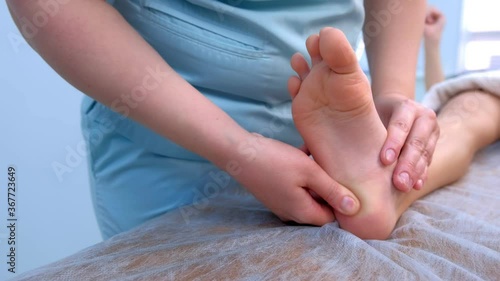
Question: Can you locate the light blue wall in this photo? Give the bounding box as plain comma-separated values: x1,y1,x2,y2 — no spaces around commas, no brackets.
0,2,101,280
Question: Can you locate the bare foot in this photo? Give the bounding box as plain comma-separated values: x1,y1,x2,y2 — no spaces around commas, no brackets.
289,27,403,239
289,28,500,240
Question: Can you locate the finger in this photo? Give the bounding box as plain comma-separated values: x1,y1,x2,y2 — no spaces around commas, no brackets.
393,135,431,192
295,194,336,226
274,186,336,226
308,189,322,201
428,7,440,17
392,114,436,191
424,118,440,165
425,7,437,23
414,179,424,190
431,12,439,22
436,11,446,25
380,100,416,165
425,12,435,24
426,7,443,24
290,52,310,80
306,164,360,216
411,124,438,191
414,165,428,191
408,109,438,191
411,156,427,190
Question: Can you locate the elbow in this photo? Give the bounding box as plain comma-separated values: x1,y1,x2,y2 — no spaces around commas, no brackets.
7,0,107,41
6,1,47,38
6,0,74,46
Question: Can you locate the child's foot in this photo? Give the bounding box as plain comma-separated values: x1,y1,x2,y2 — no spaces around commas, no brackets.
289,28,407,239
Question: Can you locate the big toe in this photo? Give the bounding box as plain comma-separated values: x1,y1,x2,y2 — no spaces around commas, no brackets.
319,27,359,75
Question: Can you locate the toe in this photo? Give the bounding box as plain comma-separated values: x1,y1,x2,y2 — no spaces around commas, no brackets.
288,76,301,98
290,53,310,80
319,27,358,75
306,34,321,66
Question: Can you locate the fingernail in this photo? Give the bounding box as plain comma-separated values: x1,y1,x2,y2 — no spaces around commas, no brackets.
385,149,396,162
340,196,356,214
416,179,424,190
399,172,412,188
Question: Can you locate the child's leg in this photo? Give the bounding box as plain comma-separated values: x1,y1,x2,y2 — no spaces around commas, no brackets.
411,90,500,194
362,89,500,236
289,27,500,239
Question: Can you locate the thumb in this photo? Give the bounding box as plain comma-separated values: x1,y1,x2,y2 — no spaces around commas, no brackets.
296,193,337,226
306,166,360,216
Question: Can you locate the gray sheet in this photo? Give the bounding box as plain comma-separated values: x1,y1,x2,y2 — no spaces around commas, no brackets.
11,142,500,281
10,41,500,281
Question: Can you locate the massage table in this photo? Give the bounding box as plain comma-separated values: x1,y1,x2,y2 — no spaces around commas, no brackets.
11,72,500,281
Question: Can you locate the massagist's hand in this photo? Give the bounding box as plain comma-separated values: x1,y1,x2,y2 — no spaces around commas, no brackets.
232,133,360,225
375,94,439,192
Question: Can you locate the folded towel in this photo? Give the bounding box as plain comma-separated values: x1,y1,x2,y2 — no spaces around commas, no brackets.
422,70,500,111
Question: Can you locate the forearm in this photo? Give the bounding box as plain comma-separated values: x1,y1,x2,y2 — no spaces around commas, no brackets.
7,0,250,168
424,41,445,90
364,0,426,99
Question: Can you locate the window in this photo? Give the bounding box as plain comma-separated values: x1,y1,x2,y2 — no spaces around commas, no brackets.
460,0,500,71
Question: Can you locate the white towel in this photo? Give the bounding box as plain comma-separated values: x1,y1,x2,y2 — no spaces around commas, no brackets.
422,70,500,111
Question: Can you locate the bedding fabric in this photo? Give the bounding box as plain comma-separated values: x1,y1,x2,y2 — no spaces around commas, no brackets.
422,70,500,111
11,142,500,280
11,73,500,281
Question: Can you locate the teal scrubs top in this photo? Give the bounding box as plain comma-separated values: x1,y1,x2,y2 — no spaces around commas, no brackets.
82,0,364,239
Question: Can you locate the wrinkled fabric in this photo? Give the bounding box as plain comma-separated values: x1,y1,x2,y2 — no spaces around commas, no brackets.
422,70,500,111
11,142,500,280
